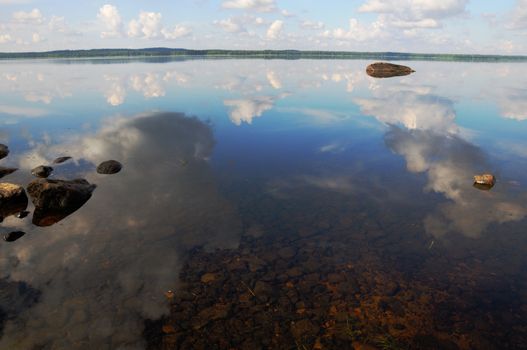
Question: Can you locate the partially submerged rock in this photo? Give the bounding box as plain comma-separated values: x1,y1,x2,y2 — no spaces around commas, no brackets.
16,210,30,219
0,144,9,160
53,156,72,164
0,183,28,220
31,165,53,178
473,174,495,190
366,62,415,78
27,178,96,226
96,160,122,174
0,167,18,179
3,231,25,242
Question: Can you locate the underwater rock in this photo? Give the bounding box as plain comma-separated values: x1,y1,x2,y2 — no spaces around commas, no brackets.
31,165,53,178
473,174,495,190
96,160,122,174
366,62,415,78
3,231,25,242
0,144,9,160
53,156,72,164
27,178,96,227
0,167,17,179
0,183,28,220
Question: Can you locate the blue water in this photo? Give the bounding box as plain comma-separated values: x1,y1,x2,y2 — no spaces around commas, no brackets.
0,58,526,349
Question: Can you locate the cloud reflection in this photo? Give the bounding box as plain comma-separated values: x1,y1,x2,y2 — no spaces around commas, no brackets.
0,112,242,349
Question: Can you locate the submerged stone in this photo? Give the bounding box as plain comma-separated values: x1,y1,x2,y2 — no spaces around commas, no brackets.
3,231,25,242
27,178,96,226
366,62,415,78
473,174,495,190
96,160,122,174
0,144,9,160
53,156,72,164
31,165,53,178
0,167,18,179
0,183,28,220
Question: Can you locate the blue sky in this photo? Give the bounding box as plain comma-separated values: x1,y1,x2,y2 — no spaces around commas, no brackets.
0,0,526,54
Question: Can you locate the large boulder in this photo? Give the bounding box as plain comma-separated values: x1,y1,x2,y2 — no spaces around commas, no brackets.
366,62,415,78
0,183,28,220
27,178,96,226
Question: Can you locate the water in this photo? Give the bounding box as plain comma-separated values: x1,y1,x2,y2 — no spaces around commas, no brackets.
0,58,526,349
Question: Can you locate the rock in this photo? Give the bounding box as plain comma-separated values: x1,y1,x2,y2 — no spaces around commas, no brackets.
53,156,72,164
277,247,296,259
3,231,25,242
0,167,17,179
191,303,231,329
0,183,28,220
27,178,96,226
31,165,53,178
0,144,9,160
366,62,415,78
200,273,218,283
96,160,122,174
473,174,495,190
16,210,30,219
290,319,318,339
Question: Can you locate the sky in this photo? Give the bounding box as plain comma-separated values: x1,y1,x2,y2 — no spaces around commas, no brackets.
0,0,526,54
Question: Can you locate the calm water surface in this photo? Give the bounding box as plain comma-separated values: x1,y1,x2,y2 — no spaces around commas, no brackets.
0,59,526,349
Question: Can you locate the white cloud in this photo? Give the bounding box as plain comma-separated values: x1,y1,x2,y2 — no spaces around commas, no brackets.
222,0,277,12
130,73,165,98
0,104,48,117
12,8,43,24
301,20,325,30
359,0,468,29
214,18,246,33
266,20,283,40
507,0,527,30
266,70,282,89
0,34,12,44
128,11,162,38
355,90,459,134
321,18,387,42
498,88,527,121
31,32,40,43
224,96,276,125
161,25,191,39
97,4,122,38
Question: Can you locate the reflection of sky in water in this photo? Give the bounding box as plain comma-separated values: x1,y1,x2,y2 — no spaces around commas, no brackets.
0,59,526,348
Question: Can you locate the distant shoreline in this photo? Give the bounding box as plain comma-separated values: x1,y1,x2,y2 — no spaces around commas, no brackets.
1,48,526,62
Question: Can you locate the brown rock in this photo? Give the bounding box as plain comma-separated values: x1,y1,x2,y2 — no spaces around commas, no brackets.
473,173,495,190
31,165,53,178
0,183,28,220
27,178,96,226
290,319,318,339
200,273,218,283
191,303,231,329
366,62,415,78
96,160,122,174
278,247,296,259
53,156,72,164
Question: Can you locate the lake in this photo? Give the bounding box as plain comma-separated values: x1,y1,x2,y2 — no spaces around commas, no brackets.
0,58,526,349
